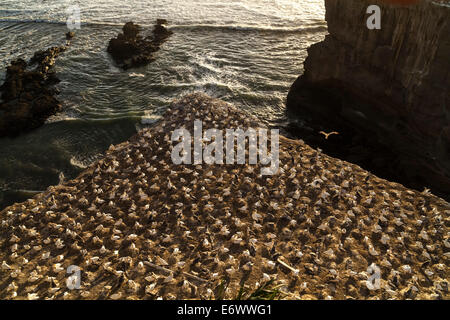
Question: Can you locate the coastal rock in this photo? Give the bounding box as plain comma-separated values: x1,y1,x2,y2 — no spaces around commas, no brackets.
66,31,75,40
0,45,67,137
107,20,173,70
287,0,450,197
0,93,448,300
123,21,140,39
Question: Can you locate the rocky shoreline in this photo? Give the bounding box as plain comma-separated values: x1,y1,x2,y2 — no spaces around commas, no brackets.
0,94,448,300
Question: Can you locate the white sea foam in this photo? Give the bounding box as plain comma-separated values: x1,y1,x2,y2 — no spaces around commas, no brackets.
69,157,88,169
141,112,162,125
129,73,146,78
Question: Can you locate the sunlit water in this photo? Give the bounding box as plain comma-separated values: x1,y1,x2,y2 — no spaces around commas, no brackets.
0,0,326,208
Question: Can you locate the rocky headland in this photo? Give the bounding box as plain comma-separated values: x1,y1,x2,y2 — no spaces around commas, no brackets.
0,94,448,300
107,20,173,70
287,0,450,199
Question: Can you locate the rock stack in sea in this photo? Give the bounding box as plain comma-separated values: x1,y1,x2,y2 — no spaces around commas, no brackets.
0,94,448,300
107,20,173,70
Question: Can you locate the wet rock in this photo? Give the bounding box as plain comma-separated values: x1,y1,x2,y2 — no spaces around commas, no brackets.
107,20,173,70
153,19,173,44
66,31,75,40
123,21,140,39
0,43,68,137
156,19,168,25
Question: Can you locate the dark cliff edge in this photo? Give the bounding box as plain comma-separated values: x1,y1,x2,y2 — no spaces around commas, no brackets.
286,0,450,198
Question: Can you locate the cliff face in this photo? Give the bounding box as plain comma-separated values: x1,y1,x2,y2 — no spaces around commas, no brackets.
287,0,450,193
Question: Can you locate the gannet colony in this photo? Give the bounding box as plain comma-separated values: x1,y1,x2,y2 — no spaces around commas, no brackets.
0,94,448,300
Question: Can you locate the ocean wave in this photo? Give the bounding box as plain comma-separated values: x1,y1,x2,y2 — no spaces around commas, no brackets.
69,157,88,169
0,17,327,34
45,115,80,124
0,18,69,26
169,23,327,33
0,18,123,27
141,113,162,125
129,72,146,78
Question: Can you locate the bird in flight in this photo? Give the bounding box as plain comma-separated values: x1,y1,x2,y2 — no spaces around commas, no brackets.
319,131,339,139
